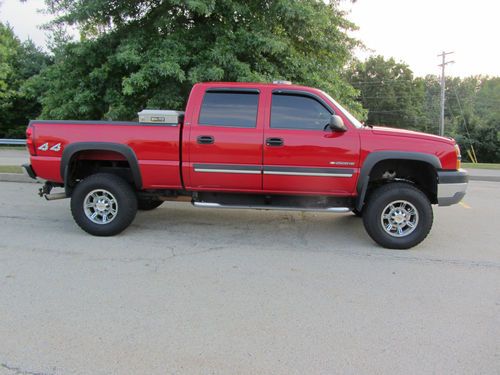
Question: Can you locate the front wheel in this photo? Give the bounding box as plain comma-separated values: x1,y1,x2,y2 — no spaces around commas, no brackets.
362,182,433,249
70,173,138,236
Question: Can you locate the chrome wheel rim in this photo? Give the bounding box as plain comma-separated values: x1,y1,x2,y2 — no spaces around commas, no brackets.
83,189,118,225
380,200,419,237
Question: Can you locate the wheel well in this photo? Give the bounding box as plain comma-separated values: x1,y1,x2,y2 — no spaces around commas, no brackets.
66,150,135,193
365,159,438,204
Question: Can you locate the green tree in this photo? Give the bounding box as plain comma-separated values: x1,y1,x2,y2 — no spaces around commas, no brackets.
348,57,500,162
35,0,364,120
0,23,20,136
347,55,424,129
450,77,500,162
0,22,51,137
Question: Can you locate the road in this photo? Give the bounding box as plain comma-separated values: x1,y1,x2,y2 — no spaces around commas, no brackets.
0,149,29,166
0,180,499,375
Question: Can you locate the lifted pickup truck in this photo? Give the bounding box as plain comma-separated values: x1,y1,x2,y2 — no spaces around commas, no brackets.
24,81,468,249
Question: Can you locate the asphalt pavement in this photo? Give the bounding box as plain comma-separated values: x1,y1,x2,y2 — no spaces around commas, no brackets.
0,180,499,374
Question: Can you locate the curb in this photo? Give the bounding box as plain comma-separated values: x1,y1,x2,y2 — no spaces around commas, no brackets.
0,173,42,183
469,176,500,182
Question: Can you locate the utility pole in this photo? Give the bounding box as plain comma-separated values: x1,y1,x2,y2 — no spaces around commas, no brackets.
438,51,454,136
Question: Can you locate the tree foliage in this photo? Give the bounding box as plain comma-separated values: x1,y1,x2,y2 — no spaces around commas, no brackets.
444,76,500,163
0,22,51,137
347,56,424,129
348,56,500,162
35,0,364,120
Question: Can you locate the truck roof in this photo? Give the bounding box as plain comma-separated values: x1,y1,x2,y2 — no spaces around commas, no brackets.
195,81,319,92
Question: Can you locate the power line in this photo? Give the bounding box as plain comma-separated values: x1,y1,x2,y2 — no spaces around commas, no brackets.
350,79,417,84
451,84,478,161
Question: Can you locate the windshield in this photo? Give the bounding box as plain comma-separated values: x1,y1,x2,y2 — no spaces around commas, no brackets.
321,91,364,129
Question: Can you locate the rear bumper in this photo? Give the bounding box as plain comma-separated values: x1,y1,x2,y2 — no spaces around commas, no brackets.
23,164,37,180
437,169,468,206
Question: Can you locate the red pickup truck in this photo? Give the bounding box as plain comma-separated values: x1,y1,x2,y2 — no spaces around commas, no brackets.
23,81,468,249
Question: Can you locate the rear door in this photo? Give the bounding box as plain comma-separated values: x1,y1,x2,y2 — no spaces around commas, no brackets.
263,90,360,195
187,88,264,191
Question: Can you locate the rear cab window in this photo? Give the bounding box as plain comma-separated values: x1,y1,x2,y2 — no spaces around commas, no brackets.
198,90,259,128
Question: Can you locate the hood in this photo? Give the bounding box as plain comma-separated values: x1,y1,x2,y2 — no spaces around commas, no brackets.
370,126,455,145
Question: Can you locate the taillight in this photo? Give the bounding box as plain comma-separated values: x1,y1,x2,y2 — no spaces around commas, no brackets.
454,144,461,170
26,126,36,155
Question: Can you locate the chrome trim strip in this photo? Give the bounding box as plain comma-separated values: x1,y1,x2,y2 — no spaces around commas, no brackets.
263,171,353,178
194,168,261,174
193,201,350,213
193,164,354,177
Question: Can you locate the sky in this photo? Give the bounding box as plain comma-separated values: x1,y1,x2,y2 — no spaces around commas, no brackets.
1,0,499,78
340,0,500,77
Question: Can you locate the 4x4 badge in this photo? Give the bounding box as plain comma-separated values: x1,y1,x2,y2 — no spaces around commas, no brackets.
38,142,62,152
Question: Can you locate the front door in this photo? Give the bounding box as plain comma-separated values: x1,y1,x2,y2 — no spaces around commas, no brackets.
188,88,264,191
263,91,360,195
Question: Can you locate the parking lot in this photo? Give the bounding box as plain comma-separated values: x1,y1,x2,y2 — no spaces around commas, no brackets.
0,180,499,374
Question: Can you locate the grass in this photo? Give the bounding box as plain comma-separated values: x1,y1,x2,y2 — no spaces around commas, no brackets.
0,165,23,174
0,146,26,151
463,162,500,170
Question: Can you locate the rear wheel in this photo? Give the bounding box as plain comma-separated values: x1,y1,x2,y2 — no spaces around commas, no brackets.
362,182,433,249
70,173,137,236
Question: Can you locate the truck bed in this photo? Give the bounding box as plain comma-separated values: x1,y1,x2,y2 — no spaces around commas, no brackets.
29,120,183,189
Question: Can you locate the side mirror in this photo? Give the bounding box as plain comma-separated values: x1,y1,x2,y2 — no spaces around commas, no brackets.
329,115,347,132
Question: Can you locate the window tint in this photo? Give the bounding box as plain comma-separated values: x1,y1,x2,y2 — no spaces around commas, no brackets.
199,92,259,128
271,94,332,130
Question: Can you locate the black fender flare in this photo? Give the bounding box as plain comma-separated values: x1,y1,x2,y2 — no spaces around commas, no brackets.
355,151,441,211
60,142,142,191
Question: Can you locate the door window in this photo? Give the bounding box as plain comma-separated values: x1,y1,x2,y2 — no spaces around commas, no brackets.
199,91,259,128
271,94,332,130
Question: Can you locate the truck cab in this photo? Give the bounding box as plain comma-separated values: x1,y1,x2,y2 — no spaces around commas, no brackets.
183,82,360,196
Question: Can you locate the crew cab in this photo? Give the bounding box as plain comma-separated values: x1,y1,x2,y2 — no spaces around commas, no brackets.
23,81,468,249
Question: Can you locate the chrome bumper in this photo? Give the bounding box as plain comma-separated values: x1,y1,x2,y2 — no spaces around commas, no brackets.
437,169,469,206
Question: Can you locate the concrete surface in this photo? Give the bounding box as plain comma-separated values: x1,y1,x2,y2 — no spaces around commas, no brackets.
0,181,499,375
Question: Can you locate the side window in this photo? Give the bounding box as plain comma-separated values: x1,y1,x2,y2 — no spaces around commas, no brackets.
199,91,259,128
271,94,332,130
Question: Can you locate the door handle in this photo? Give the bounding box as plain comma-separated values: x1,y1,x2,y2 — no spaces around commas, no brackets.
197,135,215,144
266,137,284,147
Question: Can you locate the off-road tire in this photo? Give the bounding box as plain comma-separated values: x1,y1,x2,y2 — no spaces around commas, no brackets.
70,173,138,236
362,182,433,249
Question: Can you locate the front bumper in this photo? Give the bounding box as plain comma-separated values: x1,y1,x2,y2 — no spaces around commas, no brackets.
437,169,468,206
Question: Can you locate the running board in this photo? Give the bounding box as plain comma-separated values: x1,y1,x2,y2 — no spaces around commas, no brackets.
192,201,350,213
